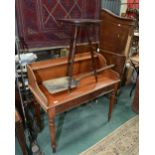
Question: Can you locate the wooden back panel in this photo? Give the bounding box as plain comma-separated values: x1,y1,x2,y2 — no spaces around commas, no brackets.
29,52,106,84
100,9,135,55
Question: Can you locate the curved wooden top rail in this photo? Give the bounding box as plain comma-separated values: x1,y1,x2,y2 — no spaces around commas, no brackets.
101,9,135,25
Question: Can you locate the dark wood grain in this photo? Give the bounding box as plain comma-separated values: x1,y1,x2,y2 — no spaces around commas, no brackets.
100,9,135,56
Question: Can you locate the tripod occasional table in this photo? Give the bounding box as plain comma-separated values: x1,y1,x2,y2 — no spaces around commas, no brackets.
58,19,102,91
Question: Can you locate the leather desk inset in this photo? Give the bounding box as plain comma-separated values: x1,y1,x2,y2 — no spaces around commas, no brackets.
27,52,120,152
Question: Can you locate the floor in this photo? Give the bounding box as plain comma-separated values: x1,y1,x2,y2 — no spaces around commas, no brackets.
15,84,137,155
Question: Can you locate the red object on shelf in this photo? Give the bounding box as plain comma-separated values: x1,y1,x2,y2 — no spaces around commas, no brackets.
127,0,139,9
126,0,139,19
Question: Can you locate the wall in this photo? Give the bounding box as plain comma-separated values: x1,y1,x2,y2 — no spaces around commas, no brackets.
102,0,121,15
120,0,127,15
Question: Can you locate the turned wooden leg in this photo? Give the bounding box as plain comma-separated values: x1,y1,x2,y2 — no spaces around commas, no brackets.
48,109,56,153
16,121,28,155
108,84,119,121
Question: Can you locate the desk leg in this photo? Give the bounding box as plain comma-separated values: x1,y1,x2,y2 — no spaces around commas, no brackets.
48,109,56,153
16,121,28,155
108,84,119,121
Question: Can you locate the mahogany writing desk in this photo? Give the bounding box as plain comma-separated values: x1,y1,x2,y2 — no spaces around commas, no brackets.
27,52,120,152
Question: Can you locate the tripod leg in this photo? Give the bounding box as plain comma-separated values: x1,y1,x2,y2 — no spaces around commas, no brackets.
67,26,78,92
86,28,98,82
